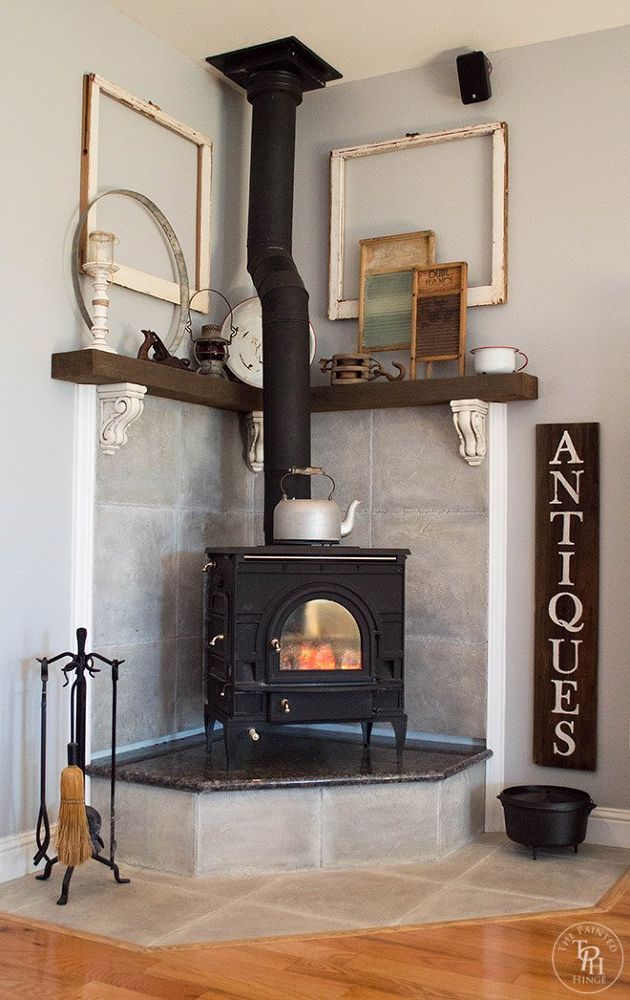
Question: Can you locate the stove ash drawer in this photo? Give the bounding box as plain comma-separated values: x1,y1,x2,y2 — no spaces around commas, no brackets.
268,688,373,723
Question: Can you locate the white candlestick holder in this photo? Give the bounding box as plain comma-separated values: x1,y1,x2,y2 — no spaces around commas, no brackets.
81,230,119,353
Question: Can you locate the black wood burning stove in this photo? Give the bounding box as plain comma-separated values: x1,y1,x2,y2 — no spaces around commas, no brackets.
203,547,409,765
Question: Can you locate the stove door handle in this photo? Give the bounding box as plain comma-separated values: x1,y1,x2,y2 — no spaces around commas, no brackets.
270,638,282,653
209,633,225,647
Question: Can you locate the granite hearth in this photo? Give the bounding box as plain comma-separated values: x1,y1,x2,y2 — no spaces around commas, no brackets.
89,730,490,877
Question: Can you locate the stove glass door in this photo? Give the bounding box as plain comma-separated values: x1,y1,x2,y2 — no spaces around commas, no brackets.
278,598,361,671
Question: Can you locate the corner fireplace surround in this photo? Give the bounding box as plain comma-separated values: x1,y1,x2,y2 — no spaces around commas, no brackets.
90,398,488,757
88,399,490,874
203,546,409,765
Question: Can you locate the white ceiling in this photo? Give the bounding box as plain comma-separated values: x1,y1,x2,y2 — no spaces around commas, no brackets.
110,0,630,84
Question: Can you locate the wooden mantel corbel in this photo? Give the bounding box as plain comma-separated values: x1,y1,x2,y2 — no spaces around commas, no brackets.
245,410,264,473
247,401,491,473
97,382,147,454
450,398,489,466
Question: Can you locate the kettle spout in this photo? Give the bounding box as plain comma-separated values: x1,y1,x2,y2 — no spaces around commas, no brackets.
340,500,362,538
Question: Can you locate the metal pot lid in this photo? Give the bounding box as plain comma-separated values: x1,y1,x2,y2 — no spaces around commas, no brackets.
223,296,316,388
498,785,595,810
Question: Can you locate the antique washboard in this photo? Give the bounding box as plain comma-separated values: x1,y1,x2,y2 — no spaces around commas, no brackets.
410,261,468,378
358,231,435,353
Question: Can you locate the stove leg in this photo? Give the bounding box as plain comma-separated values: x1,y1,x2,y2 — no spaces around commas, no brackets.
224,722,241,769
391,716,407,764
204,705,217,753
361,721,373,747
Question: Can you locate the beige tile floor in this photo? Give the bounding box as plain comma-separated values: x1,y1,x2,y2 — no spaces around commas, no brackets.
0,834,627,946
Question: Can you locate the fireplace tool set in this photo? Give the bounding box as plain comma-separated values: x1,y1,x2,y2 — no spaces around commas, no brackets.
34,627,129,905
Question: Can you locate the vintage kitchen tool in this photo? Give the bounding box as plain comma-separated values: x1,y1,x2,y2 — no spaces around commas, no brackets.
320,354,405,386
410,262,468,378
273,468,361,544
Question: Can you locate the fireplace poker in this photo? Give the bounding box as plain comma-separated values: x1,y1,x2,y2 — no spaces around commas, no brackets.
33,657,50,866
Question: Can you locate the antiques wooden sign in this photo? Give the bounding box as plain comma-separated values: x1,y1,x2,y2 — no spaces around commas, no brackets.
534,423,599,770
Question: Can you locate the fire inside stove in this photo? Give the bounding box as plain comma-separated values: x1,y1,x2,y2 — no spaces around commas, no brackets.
279,598,362,671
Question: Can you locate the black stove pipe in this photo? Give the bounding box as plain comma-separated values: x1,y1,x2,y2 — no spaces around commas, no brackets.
246,70,312,543
207,39,341,543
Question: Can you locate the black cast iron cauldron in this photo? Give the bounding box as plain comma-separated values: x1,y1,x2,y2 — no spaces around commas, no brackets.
498,785,596,860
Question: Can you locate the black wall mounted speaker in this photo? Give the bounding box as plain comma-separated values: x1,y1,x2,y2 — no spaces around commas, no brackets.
456,51,492,104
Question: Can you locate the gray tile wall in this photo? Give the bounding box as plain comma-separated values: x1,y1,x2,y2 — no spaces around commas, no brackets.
92,395,255,752
92,399,488,751
313,406,488,739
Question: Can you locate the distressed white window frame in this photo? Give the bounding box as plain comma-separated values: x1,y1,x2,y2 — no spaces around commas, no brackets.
80,73,213,314
328,121,508,320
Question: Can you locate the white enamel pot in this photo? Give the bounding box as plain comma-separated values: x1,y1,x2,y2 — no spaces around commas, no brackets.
471,345,528,375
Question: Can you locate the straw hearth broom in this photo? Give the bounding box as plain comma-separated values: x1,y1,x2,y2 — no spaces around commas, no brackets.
56,741,92,867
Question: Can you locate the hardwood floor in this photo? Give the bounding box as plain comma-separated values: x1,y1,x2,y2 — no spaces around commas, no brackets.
1,872,629,999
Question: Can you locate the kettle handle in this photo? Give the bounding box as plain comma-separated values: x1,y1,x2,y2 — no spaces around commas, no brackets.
281,467,336,501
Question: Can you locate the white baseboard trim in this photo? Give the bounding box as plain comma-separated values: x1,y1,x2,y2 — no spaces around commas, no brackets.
0,826,56,884
586,808,630,849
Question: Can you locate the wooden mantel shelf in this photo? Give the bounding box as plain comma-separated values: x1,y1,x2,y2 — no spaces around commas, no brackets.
52,350,262,413
310,372,537,412
51,351,538,414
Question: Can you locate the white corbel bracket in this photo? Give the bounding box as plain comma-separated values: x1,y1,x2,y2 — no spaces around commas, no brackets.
97,382,147,454
245,410,264,472
450,398,489,466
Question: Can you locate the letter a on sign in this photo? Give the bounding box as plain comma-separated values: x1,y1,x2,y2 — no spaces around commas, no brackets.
533,423,599,770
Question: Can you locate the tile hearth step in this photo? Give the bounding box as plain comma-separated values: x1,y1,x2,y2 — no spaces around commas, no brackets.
89,731,490,878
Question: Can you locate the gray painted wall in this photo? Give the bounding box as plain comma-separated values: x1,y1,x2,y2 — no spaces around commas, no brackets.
0,0,249,840
294,26,630,807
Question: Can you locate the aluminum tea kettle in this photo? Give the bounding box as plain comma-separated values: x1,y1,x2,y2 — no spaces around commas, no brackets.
273,467,361,544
